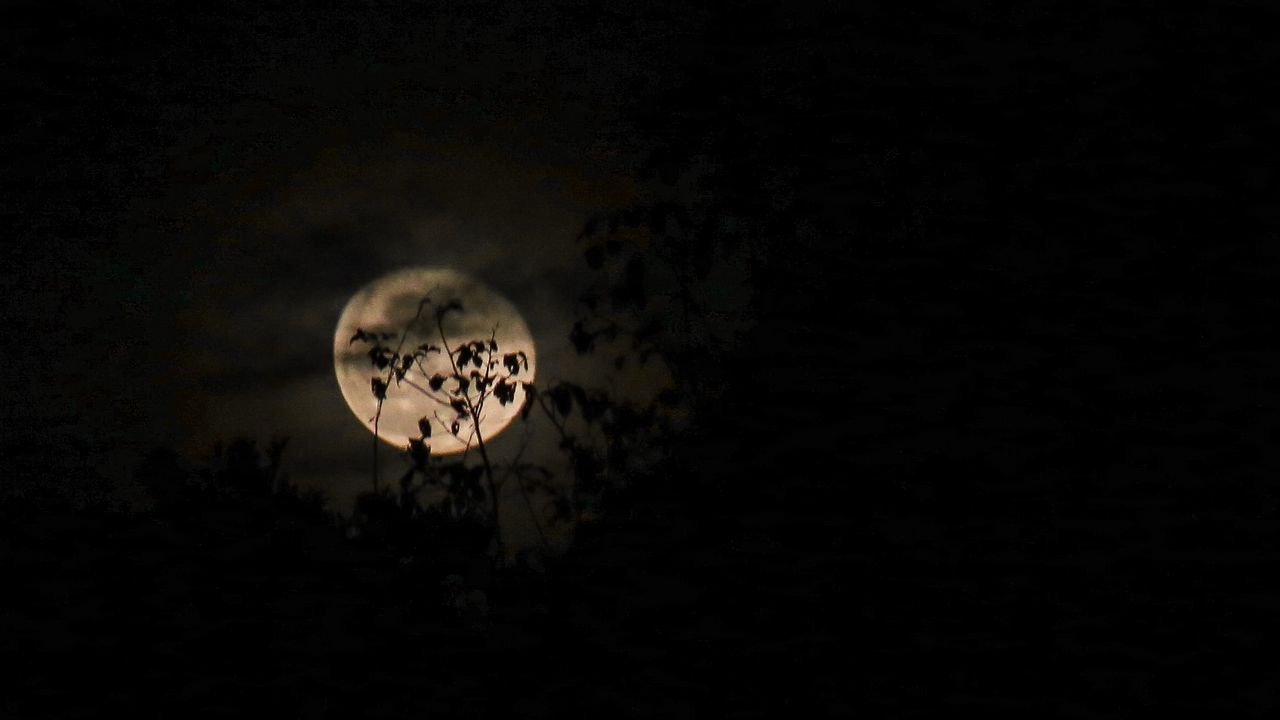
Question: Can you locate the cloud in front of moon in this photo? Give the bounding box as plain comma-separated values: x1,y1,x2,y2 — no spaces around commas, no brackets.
333,267,536,454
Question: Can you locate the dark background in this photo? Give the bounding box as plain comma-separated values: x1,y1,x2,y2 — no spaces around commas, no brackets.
4,1,1280,716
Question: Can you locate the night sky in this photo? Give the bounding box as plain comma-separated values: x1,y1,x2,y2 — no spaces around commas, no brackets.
6,1,677,507
5,1,1280,716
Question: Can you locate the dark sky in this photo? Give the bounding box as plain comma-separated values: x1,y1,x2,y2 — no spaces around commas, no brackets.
5,1,704,509
7,2,1280,521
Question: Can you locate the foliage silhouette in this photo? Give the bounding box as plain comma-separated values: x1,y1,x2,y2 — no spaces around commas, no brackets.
348,294,543,563
342,282,680,571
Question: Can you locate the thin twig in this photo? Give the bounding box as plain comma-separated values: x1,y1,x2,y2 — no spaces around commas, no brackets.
438,308,505,563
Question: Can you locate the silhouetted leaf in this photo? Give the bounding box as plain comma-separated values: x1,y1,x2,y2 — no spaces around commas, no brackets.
451,420,460,435
520,383,536,420
550,385,572,416
418,417,432,438
450,398,467,415
429,374,446,391
503,353,520,375
494,379,516,406
408,438,428,467
570,321,595,354
371,377,387,400
570,385,598,421
489,339,498,353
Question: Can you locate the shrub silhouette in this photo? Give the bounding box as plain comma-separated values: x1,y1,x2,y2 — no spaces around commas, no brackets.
348,294,538,562
345,285,680,568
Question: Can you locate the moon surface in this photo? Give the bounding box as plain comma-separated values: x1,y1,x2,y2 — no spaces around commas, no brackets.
333,267,536,454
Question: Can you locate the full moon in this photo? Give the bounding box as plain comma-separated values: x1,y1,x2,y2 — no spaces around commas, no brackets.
333,267,536,454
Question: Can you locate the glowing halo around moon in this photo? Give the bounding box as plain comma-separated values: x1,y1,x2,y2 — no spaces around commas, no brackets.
333,267,536,454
